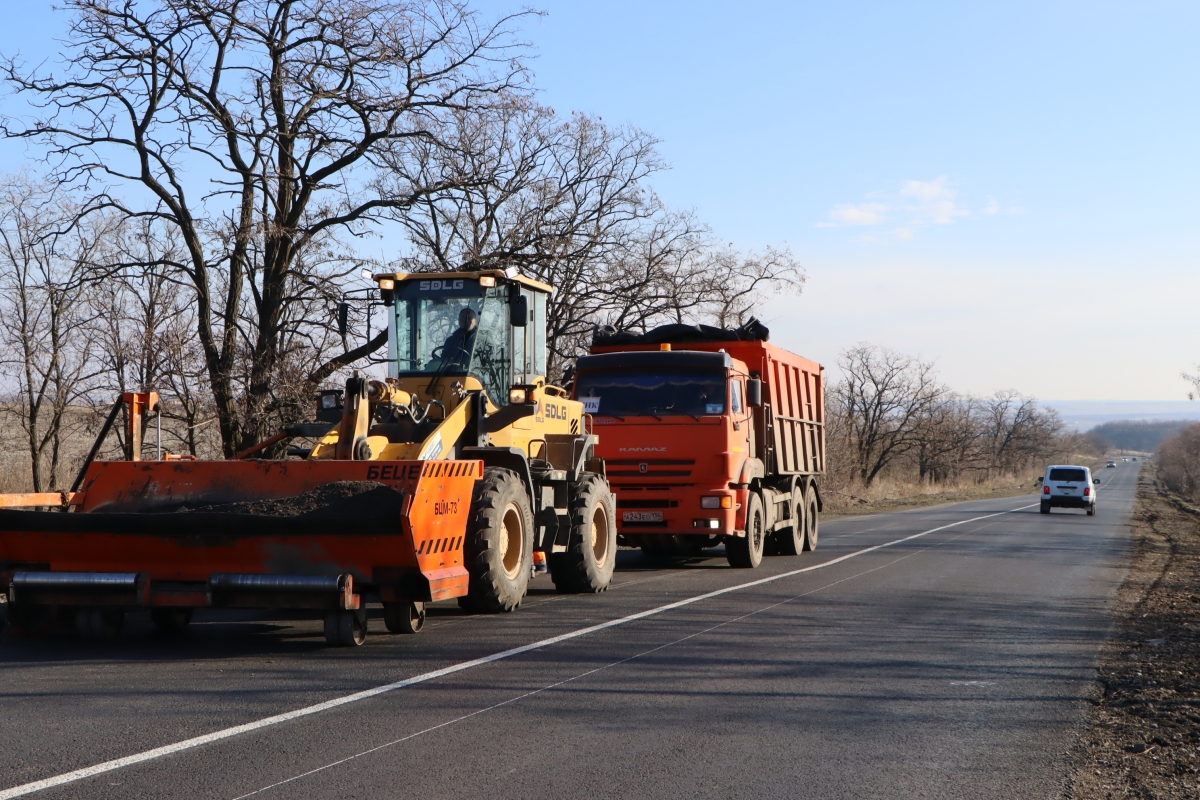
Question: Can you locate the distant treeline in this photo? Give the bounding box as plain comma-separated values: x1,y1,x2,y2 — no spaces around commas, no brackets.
1088,419,1195,452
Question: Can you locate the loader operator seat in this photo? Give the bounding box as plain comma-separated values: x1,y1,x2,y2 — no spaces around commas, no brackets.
429,307,478,372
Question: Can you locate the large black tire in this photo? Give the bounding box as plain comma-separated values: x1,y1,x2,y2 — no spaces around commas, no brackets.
1087,502,1096,517
726,492,765,568
802,487,819,552
776,489,806,556
462,468,533,612
1040,501,1050,514
550,474,617,593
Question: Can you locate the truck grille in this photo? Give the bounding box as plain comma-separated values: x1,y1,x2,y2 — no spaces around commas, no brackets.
606,458,695,478
616,499,679,509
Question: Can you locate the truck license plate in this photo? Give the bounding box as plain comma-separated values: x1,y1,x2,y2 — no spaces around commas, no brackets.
623,511,664,523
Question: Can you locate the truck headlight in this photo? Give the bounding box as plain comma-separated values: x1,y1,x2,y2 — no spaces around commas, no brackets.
701,496,732,509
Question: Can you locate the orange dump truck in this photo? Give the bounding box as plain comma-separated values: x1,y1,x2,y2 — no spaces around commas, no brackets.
0,391,479,646
574,320,825,568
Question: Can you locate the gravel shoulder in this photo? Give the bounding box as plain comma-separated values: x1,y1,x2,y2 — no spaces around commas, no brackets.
1065,469,1200,799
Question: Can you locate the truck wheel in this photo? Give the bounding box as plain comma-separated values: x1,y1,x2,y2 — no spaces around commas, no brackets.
384,601,425,634
802,488,820,552
727,493,765,568
150,608,193,633
776,489,806,556
550,474,617,593
1040,501,1050,514
463,468,533,612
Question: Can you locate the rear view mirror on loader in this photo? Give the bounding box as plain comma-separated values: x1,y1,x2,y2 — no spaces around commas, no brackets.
746,378,763,407
509,294,528,327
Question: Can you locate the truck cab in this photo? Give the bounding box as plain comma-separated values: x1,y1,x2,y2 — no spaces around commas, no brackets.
574,321,825,569
574,348,751,542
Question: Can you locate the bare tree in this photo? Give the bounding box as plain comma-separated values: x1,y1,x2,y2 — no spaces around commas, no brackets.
911,394,980,483
4,0,535,455
1184,366,1200,401
1158,423,1200,502
833,344,945,486
0,175,110,490
978,390,1061,475
392,99,804,378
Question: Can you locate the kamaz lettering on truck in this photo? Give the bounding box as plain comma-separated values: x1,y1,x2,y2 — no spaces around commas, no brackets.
573,319,825,568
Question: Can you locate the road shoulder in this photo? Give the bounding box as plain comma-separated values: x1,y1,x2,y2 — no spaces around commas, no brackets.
1065,470,1200,799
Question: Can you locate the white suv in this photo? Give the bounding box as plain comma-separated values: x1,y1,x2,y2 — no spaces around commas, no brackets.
1038,465,1099,516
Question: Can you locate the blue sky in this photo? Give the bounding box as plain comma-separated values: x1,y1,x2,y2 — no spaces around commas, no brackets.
1,1,1196,401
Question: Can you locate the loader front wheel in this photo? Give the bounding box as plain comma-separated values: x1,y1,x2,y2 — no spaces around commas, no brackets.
726,492,765,568
550,474,617,593
463,468,533,613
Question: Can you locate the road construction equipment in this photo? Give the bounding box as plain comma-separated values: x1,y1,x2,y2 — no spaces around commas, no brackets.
0,268,615,646
575,319,825,568
318,269,616,608
0,392,479,646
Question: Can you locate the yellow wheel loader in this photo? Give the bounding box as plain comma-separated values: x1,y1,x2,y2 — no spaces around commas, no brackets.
309,270,616,611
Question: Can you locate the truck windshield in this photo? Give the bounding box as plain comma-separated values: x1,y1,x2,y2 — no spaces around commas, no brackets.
575,368,728,417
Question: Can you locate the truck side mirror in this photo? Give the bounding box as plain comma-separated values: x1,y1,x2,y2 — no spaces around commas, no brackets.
746,378,762,407
509,294,528,328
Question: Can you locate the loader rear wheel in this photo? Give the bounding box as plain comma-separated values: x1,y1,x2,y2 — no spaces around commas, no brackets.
384,601,424,634
462,468,533,613
727,493,765,568
802,488,820,552
550,474,617,593
776,489,806,556
325,609,366,646
150,608,193,633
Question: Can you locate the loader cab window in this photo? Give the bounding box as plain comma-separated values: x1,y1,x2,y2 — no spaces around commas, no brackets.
574,368,727,417
390,279,512,405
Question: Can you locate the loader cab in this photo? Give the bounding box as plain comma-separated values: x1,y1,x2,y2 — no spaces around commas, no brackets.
383,271,549,409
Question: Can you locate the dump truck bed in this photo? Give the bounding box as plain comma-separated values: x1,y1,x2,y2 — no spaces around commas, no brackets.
588,338,825,476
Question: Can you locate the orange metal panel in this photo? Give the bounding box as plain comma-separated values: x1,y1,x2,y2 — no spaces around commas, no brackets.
0,459,480,604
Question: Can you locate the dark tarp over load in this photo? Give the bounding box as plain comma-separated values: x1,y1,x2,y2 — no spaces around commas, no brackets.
592,317,770,347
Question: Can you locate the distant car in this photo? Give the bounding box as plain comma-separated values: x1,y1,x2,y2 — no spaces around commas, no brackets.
1040,465,1099,516
1106,460,1116,468
1132,457,1138,462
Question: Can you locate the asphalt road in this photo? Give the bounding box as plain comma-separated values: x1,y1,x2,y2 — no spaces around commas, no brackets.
0,464,1136,799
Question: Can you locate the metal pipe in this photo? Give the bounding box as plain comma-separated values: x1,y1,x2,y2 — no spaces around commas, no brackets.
11,571,140,590
156,407,162,460
70,400,125,493
208,573,346,593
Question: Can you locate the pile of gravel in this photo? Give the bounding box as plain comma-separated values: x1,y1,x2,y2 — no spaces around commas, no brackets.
184,481,405,521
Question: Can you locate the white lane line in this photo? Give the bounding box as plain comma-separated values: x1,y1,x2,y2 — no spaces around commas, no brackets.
235,520,1002,799
0,500,1036,800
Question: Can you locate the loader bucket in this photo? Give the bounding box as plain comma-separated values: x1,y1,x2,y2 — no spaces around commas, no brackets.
0,459,480,632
